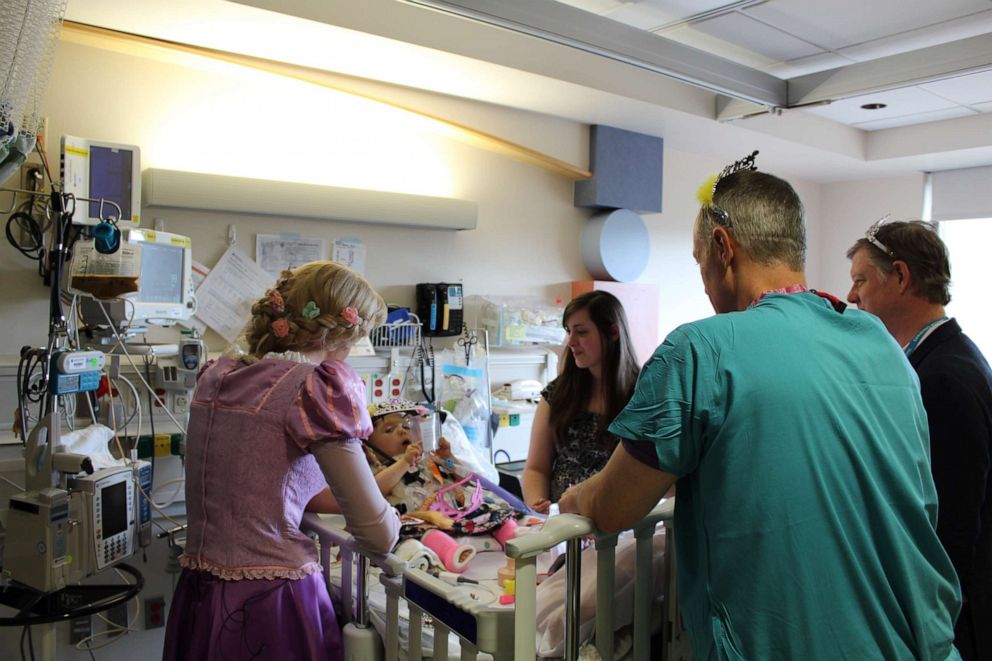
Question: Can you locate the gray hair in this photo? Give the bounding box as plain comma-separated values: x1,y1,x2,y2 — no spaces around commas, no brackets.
696,170,807,271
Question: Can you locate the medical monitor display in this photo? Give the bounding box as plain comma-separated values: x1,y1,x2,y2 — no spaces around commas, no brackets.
88,146,134,222
127,229,195,323
101,481,128,538
138,241,184,305
61,135,141,229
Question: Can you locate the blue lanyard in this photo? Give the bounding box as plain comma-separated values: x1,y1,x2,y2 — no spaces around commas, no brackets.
903,317,948,356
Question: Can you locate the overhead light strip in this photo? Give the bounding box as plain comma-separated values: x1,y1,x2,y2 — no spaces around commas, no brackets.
405,0,786,107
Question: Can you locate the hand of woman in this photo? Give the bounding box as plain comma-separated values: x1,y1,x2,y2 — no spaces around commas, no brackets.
529,498,551,514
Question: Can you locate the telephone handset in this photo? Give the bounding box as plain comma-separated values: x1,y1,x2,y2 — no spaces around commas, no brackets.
416,283,464,337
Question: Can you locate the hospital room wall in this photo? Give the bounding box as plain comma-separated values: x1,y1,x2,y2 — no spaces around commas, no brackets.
817,175,927,298
1,39,912,362
1,41,819,359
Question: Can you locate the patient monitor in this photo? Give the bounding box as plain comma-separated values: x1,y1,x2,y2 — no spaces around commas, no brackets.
61,135,141,228
74,228,196,329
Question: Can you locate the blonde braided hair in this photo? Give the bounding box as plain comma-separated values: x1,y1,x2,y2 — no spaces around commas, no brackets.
242,260,386,360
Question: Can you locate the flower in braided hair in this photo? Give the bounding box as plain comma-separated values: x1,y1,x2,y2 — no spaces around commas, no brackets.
267,289,285,313
340,306,361,327
271,317,290,338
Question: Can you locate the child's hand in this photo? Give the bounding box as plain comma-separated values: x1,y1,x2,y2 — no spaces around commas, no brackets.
403,443,423,466
529,498,551,514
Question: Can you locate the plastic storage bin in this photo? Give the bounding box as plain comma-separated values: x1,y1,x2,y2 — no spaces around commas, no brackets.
478,296,566,347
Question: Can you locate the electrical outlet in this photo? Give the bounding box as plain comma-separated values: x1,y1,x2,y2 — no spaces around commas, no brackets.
144,596,166,629
172,393,190,415
386,372,405,399
19,162,44,191
70,616,92,645
369,373,387,403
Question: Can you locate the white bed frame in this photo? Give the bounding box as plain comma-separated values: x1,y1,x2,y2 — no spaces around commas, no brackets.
302,500,691,661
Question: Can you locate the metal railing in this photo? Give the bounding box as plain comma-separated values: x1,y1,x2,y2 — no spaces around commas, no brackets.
302,499,691,661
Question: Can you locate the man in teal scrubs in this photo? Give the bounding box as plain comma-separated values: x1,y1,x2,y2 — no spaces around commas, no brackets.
560,161,961,660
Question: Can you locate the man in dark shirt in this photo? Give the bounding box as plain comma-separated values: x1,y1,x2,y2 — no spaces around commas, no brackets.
848,219,992,661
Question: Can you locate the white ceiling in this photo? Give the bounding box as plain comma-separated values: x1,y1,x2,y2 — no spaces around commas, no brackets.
61,0,992,182
557,0,992,130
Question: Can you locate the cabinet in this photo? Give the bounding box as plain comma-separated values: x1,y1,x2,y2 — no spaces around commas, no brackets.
572,280,660,366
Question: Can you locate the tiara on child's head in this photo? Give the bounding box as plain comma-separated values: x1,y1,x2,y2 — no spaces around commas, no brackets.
696,150,759,227
368,399,428,420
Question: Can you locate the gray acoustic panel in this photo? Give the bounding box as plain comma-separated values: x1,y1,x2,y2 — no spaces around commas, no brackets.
574,125,663,212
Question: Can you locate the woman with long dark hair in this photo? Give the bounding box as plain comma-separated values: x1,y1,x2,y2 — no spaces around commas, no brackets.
522,290,640,513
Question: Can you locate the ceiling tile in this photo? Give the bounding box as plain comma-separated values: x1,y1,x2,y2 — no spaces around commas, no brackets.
688,13,823,62
745,0,992,50
850,106,978,131
662,25,777,69
837,12,992,63
921,70,992,106
603,0,732,30
802,86,960,124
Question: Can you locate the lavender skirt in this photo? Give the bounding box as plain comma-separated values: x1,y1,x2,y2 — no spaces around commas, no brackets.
163,569,343,661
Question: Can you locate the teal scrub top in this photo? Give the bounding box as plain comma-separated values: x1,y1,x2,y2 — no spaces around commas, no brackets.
610,293,961,660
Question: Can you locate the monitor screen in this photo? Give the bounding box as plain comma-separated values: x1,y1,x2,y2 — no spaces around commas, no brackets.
88,146,133,221
101,481,128,538
61,135,141,228
138,241,184,304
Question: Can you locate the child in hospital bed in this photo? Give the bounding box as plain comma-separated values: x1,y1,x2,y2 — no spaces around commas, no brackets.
363,399,528,538
364,401,670,657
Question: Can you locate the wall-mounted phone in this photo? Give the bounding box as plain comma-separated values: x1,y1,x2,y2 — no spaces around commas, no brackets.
416,283,464,337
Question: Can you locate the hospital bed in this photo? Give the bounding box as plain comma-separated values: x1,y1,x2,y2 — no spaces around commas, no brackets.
301,499,691,660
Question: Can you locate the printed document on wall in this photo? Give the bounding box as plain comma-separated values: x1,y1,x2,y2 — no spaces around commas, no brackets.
194,245,273,342
333,238,366,275
256,233,326,275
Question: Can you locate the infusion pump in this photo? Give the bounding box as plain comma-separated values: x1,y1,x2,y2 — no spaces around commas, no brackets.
4,461,151,593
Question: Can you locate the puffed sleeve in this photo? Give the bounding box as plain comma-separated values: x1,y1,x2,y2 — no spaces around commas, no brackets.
286,360,373,448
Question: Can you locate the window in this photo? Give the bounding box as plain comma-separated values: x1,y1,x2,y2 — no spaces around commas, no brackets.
940,219,992,359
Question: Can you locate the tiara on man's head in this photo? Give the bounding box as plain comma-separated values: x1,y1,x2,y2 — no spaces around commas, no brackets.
718,150,759,181
695,150,759,227
864,214,895,258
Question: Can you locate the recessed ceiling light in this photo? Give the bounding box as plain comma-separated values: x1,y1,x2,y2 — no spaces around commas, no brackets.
860,103,887,110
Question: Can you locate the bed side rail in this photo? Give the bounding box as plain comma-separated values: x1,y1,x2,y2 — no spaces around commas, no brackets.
505,499,677,661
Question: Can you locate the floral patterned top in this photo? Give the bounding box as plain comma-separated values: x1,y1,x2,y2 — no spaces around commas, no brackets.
542,379,619,502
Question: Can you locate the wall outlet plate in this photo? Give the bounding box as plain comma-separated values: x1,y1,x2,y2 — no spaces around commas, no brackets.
70,616,92,645
144,596,166,629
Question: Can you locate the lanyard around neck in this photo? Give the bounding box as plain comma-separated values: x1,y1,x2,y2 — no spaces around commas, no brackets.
903,317,948,356
749,284,808,308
